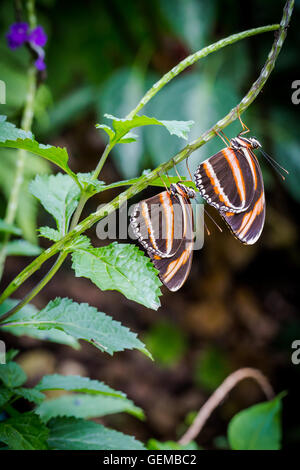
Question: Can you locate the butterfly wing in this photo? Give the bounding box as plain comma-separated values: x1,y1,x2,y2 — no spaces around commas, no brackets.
194,147,256,213
221,151,265,245
151,196,194,291
130,190,184,257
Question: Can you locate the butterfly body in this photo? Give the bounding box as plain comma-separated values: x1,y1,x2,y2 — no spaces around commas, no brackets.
130,183,195,291
194,135,265,245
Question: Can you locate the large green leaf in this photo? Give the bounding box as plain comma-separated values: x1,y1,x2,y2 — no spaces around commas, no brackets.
29,173,81,236
0,116,76,181
36,394,144,422
0,414,48,450
0,362,26,388
228,394,284,450
35,374,126,398
0,387,13,407
104,113,194,142
1,297,151,358
14,387,45,405
48,417,145,450
0,299,80,349
72,242,162,310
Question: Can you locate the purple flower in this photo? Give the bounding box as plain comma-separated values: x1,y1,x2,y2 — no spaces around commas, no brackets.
28,25,47,47
34,56,46,71
6,22,29,49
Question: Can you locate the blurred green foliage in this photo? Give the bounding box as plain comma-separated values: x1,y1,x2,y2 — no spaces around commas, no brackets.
144,320,187,367
194,346,232,392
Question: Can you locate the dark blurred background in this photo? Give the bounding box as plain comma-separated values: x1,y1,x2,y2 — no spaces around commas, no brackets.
0,0,299,449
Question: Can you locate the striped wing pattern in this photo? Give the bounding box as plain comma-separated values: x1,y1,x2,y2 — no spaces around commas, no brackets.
194,139,266,245
130,184,194,291
222,150,265,245
194,147,256,213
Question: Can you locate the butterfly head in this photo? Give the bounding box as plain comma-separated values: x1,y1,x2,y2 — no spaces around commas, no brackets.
230,135,262,150
170,182,196,199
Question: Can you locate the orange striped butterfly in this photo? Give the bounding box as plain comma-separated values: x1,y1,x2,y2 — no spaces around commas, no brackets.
130,183,196,291
194,135,266,245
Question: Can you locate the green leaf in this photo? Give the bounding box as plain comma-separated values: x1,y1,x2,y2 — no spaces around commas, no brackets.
104,113,194,142
48,417,145,450
0,240,42,256
38,226,61,242
35,374,126,399
77,172,105,196
0,219,21,236
228,393,285,450
0,300,80,349
14,388,45,405
0,414,48,450
0,362,26,388
0,387,13,408
0,115,32,141
1,297,151,358
95,123,115,141
72,242,162,310
29,173,81,236
64,235,91,252
36,394,144,422
0,117,77,182
147,439,200,450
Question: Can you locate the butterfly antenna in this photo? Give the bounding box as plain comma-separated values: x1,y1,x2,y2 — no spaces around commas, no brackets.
259,149,288,180
204,207,223,232
204,220,210,236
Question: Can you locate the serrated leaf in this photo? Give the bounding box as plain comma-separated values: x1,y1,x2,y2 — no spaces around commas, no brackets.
119,131,138,144
0,387,13,407
77,172,105,196
0,414,48,450
104,113,194,142
14,388,45,405
29,173,81,236
36,394,144,422
64,235,91,252
48,417,145,450
0,117,77,182
1,297,151,358
0,240,42,256
72,242,162,310
0,300,80,349
228,393,285,450
35,374,125,399
38,226,61,242
0,219,21,236
95,123,115,141
0,362,26,388
0,115,32,142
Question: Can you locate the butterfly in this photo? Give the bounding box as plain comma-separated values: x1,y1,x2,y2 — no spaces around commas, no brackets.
130,183,196,291
194,134,266,245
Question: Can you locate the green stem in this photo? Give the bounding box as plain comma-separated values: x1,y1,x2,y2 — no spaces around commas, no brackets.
0,65,37,280
0,0,293,314
91,143,113,181
126,23,279,119
0,253,66,322
27,0,37,28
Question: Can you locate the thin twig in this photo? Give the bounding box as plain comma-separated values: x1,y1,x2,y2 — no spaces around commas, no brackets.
178,367,275,446
0,0,294,314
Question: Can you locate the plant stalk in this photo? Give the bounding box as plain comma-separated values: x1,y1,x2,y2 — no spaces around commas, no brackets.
0,0,293,317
